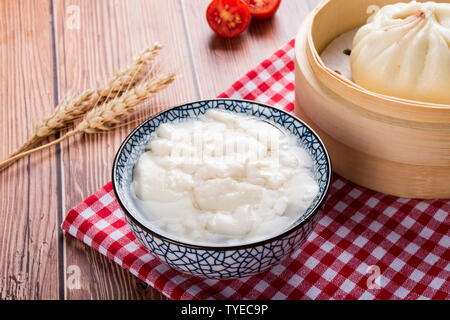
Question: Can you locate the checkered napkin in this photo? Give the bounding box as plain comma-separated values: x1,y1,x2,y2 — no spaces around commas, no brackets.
62,39,450,300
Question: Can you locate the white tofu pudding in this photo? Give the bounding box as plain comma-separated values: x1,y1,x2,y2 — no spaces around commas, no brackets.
132,109,319,246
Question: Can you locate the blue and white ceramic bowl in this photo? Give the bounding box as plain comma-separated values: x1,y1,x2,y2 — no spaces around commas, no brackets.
112,99,331,279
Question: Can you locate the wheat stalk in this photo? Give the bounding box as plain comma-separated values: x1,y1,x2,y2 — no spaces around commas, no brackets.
0,72,175,170
7,43,162,158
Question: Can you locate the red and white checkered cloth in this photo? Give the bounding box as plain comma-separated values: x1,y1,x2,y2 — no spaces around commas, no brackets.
62,39,450,300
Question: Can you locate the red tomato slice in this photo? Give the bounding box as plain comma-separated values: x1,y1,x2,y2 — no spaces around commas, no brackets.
243,0,281,19
206,0,251,38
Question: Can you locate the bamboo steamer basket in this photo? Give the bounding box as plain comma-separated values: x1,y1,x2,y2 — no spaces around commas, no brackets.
294,0,450,199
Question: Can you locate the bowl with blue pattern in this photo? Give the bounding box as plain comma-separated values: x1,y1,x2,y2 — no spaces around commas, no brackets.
112,99,331,279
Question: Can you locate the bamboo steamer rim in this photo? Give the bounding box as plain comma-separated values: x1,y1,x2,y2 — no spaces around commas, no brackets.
306,0,450,125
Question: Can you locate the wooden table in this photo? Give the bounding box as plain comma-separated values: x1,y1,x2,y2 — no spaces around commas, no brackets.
0,0,319,300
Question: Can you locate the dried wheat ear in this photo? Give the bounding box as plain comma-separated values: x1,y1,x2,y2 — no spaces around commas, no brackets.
0,44,175,170
9,43,162,158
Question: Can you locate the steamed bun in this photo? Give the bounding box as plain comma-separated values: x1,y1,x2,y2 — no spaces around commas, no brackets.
350,1,450,104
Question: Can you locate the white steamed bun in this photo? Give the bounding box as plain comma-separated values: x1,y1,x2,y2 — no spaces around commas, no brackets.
351,1,450,104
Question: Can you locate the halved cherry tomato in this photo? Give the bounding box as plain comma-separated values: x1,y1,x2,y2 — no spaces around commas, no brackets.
243,0,281,19
206,0,251,38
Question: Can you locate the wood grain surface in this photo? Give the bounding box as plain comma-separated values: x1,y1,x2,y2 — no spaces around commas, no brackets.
0,0,319,300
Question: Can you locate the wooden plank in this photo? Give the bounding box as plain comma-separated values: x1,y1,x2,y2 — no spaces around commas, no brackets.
52,0,198,299
0,0,60,299
181,0,320,98
0,0,321,300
